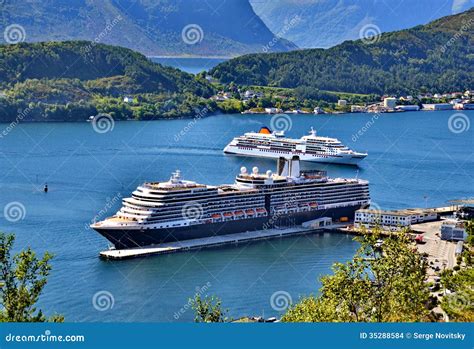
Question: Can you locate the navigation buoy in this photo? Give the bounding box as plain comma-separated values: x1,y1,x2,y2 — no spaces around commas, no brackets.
44,184,48,193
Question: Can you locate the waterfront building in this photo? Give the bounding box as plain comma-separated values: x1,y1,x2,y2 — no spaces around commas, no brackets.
441,222,467,241
422,103,453,111
355,208,438,230
395,105,420,111
351,105,367,113
383,97,397,109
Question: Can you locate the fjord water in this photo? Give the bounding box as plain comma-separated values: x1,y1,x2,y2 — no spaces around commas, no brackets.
0,110,472,322
151,57,226,74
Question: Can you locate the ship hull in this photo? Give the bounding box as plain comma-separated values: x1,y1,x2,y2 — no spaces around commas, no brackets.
224,147,366,165
94,205,364,249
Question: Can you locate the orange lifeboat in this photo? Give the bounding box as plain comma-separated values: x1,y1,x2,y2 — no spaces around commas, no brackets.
245,209,255,215
212,214,221,219
223,212,233,217
235,210,244,216
309,202,318,208
256,208,266,214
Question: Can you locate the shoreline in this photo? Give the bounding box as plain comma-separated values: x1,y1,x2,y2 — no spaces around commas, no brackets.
1,109,472,125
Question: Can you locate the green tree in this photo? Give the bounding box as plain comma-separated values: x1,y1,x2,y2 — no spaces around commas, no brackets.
0,233,63,322
282,229,430,322
190,294,227,323
440,268,474,322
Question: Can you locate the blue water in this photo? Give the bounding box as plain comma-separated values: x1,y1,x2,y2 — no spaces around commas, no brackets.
150,57,226,74
0,111,472,322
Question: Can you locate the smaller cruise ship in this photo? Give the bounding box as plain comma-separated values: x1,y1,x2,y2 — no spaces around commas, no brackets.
224,127,367,165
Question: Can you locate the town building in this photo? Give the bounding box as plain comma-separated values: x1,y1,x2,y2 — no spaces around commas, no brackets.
441,222,467,241
351,105,367,113
395,105,420,111
338,99,347,107
383,97,397,109
354,208,438,230
422,103,453,111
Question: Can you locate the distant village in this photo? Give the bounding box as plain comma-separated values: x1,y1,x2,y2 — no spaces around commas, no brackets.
208,87,474,115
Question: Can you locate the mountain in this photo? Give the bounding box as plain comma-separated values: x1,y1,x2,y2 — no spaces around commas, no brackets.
250,0,474,48
210,9,474,95
0,41,216,122
0,0,296,57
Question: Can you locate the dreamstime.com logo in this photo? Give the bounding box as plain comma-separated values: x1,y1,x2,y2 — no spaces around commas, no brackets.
3,201,26,222
92,290,115,312
270,114,292,132
5,330,85,344
181,24,204,45
3,24,26,44
91,113,115,134
181,202,203,220
448,112,470,134
359,24,381,45
446,291,473,311
174,281,212,320
270,290,292,312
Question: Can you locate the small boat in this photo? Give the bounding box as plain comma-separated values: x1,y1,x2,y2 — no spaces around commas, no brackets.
245,209,255,215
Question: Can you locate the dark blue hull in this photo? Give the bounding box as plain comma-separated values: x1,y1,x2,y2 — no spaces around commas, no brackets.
94,206,364,249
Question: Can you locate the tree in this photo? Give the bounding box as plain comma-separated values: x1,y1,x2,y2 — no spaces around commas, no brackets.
0,232,63,322
190,294,227,323
282,228,430,322
440,265,474,322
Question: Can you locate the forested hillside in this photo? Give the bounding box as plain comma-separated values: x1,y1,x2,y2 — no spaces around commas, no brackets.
210,9,474,95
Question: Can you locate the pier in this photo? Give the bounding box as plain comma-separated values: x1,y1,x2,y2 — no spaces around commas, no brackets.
100,223,348,260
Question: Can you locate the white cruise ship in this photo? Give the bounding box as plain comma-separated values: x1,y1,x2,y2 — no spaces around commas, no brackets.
224,127,367,165
91,157,370,249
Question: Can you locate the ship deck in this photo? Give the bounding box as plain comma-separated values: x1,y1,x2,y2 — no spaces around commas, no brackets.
99,223,348,260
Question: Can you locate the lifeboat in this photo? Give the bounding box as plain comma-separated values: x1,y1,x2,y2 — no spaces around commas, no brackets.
245,209,255,216
235,210,244,216
223,212,233,217
212,214,222,219
256,208,266,214
309,202,318,208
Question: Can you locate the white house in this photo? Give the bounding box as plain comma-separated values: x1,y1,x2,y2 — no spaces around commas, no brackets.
337,99,347,107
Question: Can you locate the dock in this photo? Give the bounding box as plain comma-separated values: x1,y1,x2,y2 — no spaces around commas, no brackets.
99,224,348,260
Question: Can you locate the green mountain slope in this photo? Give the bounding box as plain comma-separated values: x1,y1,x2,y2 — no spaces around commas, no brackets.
0,41,216,122
0,0,296,57
210,9,474,95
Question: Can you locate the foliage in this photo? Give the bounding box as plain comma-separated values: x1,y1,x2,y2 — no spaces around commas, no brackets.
211,9,474,95
466,220,474,246
282,228,430,322
0,232,63,322
440,268,474,322
190,294,228,323
0,41,217,122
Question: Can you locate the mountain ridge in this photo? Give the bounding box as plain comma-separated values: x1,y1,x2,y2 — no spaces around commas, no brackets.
210,8,474,95
0,0,296,57
250,0,474,48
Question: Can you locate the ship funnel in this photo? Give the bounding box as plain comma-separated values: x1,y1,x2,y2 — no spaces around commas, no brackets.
289,156,300,177
277,156,301,177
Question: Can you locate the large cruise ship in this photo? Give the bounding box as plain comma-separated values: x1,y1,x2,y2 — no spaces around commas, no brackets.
224,127,367,165
91,158,370,249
